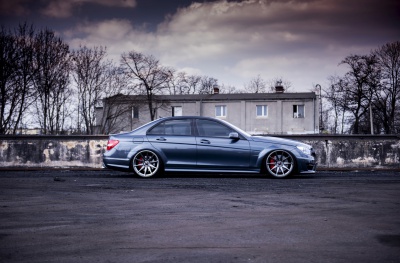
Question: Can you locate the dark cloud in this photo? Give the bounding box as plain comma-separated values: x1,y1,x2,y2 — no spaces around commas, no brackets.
1,0,399,90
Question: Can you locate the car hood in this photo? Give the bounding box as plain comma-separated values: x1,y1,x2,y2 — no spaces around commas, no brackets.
250,135,308,147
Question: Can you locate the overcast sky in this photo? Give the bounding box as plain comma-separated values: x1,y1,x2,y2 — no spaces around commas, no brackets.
1,0,399,92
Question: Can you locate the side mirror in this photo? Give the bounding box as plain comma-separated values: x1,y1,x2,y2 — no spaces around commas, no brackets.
229,132,240,140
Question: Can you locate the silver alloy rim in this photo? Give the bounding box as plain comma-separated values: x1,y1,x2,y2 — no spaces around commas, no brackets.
266,150,294,178
133,150,160,177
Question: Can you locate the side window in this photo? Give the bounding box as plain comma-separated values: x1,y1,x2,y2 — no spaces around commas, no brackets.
293,105,305,118
148,122,165,135
196,119,232,138
148,119,191,136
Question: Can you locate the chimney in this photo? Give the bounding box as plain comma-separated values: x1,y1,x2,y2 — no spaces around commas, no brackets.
213,85,220,94
275,80,284,93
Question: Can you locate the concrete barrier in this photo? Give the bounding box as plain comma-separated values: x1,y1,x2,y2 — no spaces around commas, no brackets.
0,135,399,170
277,134,400,170
0,135,108,169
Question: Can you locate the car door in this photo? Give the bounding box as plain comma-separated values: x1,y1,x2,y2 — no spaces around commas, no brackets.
195,119,250,170
147,119,197,169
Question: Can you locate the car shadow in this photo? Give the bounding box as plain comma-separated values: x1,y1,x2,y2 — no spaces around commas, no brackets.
160,172,318,179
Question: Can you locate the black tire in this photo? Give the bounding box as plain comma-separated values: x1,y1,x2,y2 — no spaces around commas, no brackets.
265,150,295,178
132,150,162,178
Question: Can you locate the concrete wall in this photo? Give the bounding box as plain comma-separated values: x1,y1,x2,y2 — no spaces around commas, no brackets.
278,135,400,170
0,135,108,169
0,135,399,170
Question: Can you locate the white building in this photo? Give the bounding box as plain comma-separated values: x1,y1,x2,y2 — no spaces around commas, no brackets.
95,89,319,135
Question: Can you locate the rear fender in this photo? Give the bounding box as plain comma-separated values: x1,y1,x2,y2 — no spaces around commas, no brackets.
127,145,166,171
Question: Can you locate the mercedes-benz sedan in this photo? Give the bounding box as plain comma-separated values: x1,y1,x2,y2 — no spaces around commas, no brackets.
103,116,316,178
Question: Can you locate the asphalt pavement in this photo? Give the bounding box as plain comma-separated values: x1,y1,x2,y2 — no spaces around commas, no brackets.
0,170,399,263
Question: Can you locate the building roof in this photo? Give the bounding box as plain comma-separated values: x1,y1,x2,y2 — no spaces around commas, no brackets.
105,92,317,103
158,92,317,101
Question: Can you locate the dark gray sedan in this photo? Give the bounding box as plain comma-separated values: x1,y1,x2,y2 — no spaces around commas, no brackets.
103,116,316,178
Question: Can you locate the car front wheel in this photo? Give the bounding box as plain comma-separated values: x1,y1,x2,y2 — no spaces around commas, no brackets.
132,150,161,178
265,150,295,178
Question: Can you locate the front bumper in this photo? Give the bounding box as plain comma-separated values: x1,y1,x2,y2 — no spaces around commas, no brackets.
298,156,317,174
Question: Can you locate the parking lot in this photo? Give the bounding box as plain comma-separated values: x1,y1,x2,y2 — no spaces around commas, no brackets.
1,170,399,263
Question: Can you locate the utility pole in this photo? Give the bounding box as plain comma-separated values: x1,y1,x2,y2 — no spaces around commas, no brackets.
370,104,374,135
316,84,323,133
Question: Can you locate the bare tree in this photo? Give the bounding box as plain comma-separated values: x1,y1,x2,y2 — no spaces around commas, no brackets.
339,54,379,134
372,41,400,134
0,24,36,134
324,76,352,134
186,74,203,94
244,75,267,93
198,76,218,94
12,24,37,134
166,70,197,95
32,28,71,134
71,45,109,134
220,84,240,94
165,68,179,95
0,26,19,134
166,71,206,95
243,76,292,93
96,65,135,134
121,51,171,120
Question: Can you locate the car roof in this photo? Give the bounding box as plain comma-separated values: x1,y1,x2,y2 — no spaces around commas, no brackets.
159,116,218,121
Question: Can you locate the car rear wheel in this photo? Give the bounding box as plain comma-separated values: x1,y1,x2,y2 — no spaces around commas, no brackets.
132,150,161,178
265,150,295,178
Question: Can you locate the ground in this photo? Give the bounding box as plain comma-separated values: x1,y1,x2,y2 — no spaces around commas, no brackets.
0,170,399,263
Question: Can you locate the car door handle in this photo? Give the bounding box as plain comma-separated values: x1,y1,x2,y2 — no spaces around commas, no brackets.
200,139,210,144
156,137,166,141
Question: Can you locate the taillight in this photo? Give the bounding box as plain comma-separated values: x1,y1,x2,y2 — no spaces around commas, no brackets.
107,140,119,151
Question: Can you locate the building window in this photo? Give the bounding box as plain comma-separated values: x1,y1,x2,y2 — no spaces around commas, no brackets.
132,106,139,119
293,105,305,118
256,105,268,117
215,105,227,117
172,106,182,117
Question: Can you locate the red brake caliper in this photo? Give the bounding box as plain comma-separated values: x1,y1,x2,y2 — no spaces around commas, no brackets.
269,155,275,169
137,157,143,168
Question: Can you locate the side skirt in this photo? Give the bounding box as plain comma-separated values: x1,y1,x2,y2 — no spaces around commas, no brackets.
165,168,260,174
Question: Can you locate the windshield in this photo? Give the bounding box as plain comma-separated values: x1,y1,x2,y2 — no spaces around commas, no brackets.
218,119,252,138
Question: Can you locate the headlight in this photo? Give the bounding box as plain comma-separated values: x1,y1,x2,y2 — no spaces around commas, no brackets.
296,145,312,156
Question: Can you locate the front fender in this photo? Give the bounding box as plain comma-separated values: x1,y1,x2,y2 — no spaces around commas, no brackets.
253,145,298,172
